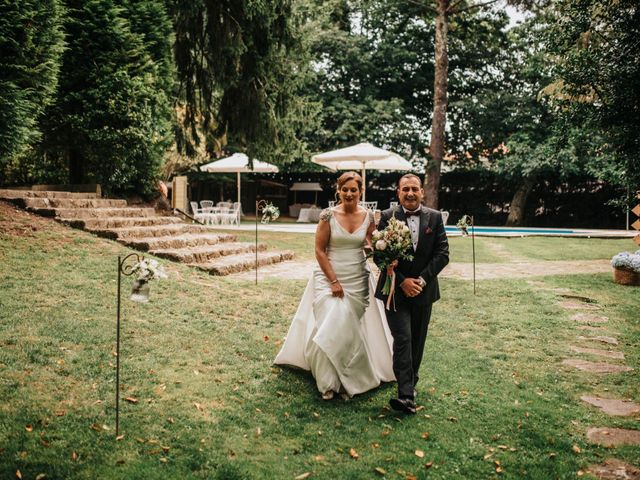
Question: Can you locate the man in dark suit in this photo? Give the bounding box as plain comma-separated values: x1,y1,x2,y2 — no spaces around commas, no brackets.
374,174,449,414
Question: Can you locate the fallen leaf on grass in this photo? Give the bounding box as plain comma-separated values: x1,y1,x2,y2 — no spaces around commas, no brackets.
572,445,581,454
314,455,325,462
447,417,458,422
294,473,311,480
381,429,391,437
162,446,170,453
90,423,102,432
116,435,124,441
312,412,320,419
425,461,434,469
71,451,78,461
194,403,203,411
55,411,65,417
421,432,429,440
577,470,584,477
415,450,425,458
263,335,269,341
36,474,46,480
124,397,138,404
16,470,22,479
498,445,508,450
371,442,380,449
349,448,359,459
159,457,168,463
255,427,262,437
374,467,386,475
116,459,125,465
406,474,417,480
167,417,174,424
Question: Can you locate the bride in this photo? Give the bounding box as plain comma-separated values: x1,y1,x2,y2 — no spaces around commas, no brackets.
274,171,394,399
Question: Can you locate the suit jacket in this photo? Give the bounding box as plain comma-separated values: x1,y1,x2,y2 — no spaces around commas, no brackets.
374,205,449,306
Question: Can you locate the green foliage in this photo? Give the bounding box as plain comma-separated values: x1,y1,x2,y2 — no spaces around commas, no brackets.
547,0,640,200
0,0,64,172
172,0,313,165
39,0,173,196
300,0,513,166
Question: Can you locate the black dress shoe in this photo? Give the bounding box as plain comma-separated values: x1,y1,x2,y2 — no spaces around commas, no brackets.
389,397,417,414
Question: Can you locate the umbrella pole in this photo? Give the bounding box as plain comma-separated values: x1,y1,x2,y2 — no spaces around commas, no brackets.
314,191,318,206
361,165,366,203
237,172,241,204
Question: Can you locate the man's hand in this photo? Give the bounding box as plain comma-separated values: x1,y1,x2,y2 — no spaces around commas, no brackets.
400,278,423,297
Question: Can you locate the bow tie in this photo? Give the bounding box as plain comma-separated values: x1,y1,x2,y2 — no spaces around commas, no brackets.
404,209,421,217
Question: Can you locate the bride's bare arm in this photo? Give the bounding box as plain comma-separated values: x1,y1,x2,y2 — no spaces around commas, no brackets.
315,218,344,298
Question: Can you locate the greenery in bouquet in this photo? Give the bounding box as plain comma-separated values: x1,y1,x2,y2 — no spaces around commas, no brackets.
372,216,414,295
611,250,640,273
131,258,168,282
261,203,280,224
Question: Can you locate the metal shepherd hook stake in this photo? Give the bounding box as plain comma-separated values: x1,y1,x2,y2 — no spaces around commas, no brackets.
115,252,142,437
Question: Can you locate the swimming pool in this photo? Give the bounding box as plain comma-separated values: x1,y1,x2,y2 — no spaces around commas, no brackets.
224,222,635,238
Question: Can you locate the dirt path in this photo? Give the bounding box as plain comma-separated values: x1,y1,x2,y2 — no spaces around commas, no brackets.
232,258,611,281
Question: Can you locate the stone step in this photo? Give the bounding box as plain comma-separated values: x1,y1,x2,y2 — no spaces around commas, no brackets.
0,189,98,199
64,216,181,230
18,197,128,210
191,250,295,276
95,223,212,240
151,242,267,263
121,232,238,251
32,207,157,219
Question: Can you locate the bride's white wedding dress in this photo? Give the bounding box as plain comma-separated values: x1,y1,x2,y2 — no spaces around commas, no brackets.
274,209,395,396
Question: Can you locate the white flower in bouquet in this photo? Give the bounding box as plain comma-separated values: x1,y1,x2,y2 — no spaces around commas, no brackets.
375,239,387,251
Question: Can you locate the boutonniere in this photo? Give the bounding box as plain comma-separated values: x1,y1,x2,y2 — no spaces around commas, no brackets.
424,227,433,235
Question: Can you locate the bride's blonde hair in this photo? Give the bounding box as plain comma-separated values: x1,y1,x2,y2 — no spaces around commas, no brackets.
335,171,363,204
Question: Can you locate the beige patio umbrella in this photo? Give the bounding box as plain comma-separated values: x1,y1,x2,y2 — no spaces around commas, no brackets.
311,143,412,201
200,153,279,203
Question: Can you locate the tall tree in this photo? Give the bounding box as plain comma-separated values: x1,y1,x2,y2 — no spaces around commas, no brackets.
41,0,174,195
301,0,510,176
172,0,309,164
0,0,64,176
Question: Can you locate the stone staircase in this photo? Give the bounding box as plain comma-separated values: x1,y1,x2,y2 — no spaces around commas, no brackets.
0,189,294,275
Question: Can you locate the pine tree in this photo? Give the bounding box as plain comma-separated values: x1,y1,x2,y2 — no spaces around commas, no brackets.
41,0,173,195
0,0,64,173
172,0,307,163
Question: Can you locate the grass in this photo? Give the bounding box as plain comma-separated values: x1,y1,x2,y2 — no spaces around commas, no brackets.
0,205,638,479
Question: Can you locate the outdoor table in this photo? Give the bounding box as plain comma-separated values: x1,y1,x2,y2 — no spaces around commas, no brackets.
297,207,321,223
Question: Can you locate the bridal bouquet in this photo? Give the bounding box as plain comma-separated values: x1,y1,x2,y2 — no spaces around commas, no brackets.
372,216,414,309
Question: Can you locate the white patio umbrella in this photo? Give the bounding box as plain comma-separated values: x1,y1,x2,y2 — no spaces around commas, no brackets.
311,143,412,201
290,182,323,205
199,153,279,203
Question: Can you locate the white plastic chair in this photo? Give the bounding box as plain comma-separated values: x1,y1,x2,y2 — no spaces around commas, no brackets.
440,210,450,225
328,200,336,208
222,204,240,226
190,201,208,223
200,200,214,211
389,201,398,209
361,201,377,211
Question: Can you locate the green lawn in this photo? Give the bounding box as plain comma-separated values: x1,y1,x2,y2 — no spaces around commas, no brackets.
0,208,638,479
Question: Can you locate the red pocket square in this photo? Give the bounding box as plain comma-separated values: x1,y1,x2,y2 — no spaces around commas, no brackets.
425,227,433,235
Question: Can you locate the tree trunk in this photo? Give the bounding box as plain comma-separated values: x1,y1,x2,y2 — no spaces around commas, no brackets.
424,0,449,210
506,177,536,226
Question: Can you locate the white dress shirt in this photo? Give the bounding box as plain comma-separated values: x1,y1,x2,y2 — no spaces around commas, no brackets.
403,207,420,251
